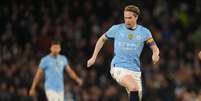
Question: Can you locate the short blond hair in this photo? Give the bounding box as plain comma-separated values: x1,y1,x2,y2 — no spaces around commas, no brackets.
124,5,140,15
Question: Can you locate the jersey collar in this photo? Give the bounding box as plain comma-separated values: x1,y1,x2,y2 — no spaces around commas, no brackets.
125,24,138,30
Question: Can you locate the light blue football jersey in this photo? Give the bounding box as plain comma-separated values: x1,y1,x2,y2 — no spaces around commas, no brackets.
39,54,68,91
105,23,154,72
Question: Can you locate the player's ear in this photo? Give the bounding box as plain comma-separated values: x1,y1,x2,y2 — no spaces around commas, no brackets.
133,13,138,20
135,14,139,19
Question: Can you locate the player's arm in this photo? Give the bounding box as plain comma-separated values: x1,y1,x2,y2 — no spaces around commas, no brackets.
87,34,108,67
150,45,160,64
29,68,44,97
146,38,160,64
198,51,201,60
66,65,83,86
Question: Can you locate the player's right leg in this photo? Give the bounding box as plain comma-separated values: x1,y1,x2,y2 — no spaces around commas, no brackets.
46,90,57,101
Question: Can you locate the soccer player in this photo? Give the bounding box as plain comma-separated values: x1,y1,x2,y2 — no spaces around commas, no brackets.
29,40,83,101
87,5,160,101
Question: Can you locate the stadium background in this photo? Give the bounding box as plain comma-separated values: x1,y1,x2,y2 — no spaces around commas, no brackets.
0,0,201,101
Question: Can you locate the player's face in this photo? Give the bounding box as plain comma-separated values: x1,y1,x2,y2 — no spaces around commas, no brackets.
124,11,138,28
50,44,61,55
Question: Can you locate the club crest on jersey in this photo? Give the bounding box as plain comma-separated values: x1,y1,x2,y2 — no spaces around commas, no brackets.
56,61,63,66
59,61,63,65
128,33,133,40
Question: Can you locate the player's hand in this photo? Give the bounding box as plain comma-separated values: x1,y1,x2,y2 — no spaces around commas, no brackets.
76,78,83,86
87,57,96,68
152,54,160,64
198,51,201,60
29,88,36,97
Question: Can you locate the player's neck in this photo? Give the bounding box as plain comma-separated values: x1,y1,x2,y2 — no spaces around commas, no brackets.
132,23,137,29
126,24,137,30
50,53,59,58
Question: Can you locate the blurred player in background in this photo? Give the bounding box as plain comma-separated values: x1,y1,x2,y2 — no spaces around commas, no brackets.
29,40,83,101
87,5,160,101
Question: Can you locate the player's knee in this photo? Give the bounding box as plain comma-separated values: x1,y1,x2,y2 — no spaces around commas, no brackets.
128,84,138,91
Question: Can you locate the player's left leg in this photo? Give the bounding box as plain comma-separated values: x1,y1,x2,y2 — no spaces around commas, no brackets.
120,74,141,101
57,91,64,101
110,67,142,101
45,90,64,101
128,71,142,101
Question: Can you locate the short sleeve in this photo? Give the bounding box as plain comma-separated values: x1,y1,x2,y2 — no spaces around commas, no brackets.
105,25,117,38
39,58,46,69
144,29,156,46
145,29,153,40
63,56,69,67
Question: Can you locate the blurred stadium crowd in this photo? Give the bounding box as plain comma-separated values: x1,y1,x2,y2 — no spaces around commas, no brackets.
0,0,201,101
